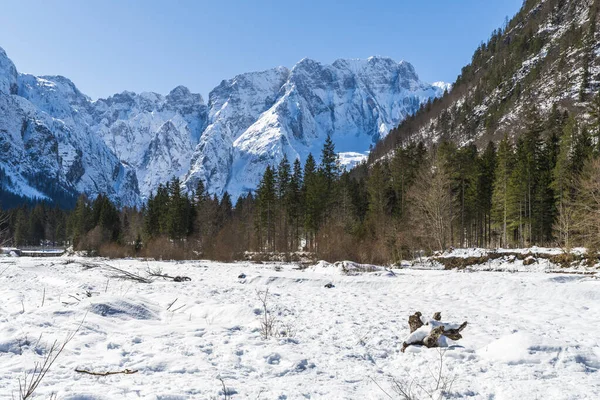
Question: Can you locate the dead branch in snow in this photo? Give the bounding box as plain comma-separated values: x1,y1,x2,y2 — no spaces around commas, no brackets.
146,267,191,282
75,368,138,376
101,263,152,283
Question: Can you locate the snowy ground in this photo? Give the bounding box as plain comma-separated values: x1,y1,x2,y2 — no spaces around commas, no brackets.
0,256,599,399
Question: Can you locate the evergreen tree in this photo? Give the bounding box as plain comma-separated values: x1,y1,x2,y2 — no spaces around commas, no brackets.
320,135,340,189
319,135,340,218
218,192,233,229
167,177,189,240
552,115,578,248
303,153,323,250
288,158,304,250
256,166,277,251
70,195,92,247
492,136,515,247
144,191,160,239
276,155,291,251
477,141,496,247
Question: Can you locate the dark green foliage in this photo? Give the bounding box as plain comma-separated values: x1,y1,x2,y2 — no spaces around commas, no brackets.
256,165,277,251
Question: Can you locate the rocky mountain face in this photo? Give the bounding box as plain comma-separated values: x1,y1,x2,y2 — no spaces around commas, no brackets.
370,0,600,161
0,46,444,206
91,86,208,197
186,57,444,197
0,49,140,207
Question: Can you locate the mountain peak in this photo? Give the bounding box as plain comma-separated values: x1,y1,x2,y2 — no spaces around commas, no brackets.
0,45,18,94
167,85,204,105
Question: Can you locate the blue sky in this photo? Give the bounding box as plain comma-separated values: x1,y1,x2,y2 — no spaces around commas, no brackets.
0,0,523,100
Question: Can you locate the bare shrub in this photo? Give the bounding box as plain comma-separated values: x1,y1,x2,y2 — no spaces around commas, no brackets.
17,316,85,399
98,243,134,258
374,348,455,400
77,226,109,253
256,289,278,339
204,225,245,262
140,237,197,261
255,289,296,340
316,222,361,263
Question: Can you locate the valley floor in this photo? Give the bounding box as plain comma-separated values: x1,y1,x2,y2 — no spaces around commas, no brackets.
0,255,599,399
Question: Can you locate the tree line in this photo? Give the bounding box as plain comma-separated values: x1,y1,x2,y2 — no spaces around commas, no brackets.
3,105,600,263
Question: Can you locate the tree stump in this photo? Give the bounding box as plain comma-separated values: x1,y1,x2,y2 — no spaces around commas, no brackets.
401,311,467,352
408,311,424,333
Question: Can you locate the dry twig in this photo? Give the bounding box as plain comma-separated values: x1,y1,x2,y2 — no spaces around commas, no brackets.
75,368,138,376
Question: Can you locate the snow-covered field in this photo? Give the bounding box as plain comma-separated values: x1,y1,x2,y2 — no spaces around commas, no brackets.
1,256,599,399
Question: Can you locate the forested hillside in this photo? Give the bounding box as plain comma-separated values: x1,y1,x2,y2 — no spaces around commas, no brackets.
371,0,600,156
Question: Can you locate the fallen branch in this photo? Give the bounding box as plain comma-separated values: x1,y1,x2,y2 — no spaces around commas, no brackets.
148,271,191,282
75,368,138,376
104,263,152,283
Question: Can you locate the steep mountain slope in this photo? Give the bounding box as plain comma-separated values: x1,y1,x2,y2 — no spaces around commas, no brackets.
185,67,290,195
370,0,600,160
186,57,444,197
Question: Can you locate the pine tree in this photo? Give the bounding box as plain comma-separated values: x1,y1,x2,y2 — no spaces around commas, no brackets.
303,153,322,251
256,166,277,251
477,141,496,247
276,155,291,251
167,177,189,240
320,135,340,189
288,158,303,251
367,162,392,225
552,115,577,248
70,195,92,247
492,136,514,247
13,208,28,246
218,192,233,229
144,191,160,239
319,135,340,217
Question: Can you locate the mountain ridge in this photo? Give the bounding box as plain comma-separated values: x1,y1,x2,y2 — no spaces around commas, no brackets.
0,47,445,205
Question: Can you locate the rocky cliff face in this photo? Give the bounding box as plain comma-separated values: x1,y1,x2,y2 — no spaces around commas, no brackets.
0,46,444,205
91,86,208,198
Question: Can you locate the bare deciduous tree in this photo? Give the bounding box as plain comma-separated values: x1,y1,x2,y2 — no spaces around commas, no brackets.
574,158,600,250
554,199,576,251
408,157,455,252
0,210,10,247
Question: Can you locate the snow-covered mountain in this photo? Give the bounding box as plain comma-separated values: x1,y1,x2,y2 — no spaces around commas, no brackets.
0,48,140,206
91,86,208,197
185,57,444,197
0,46,444,205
